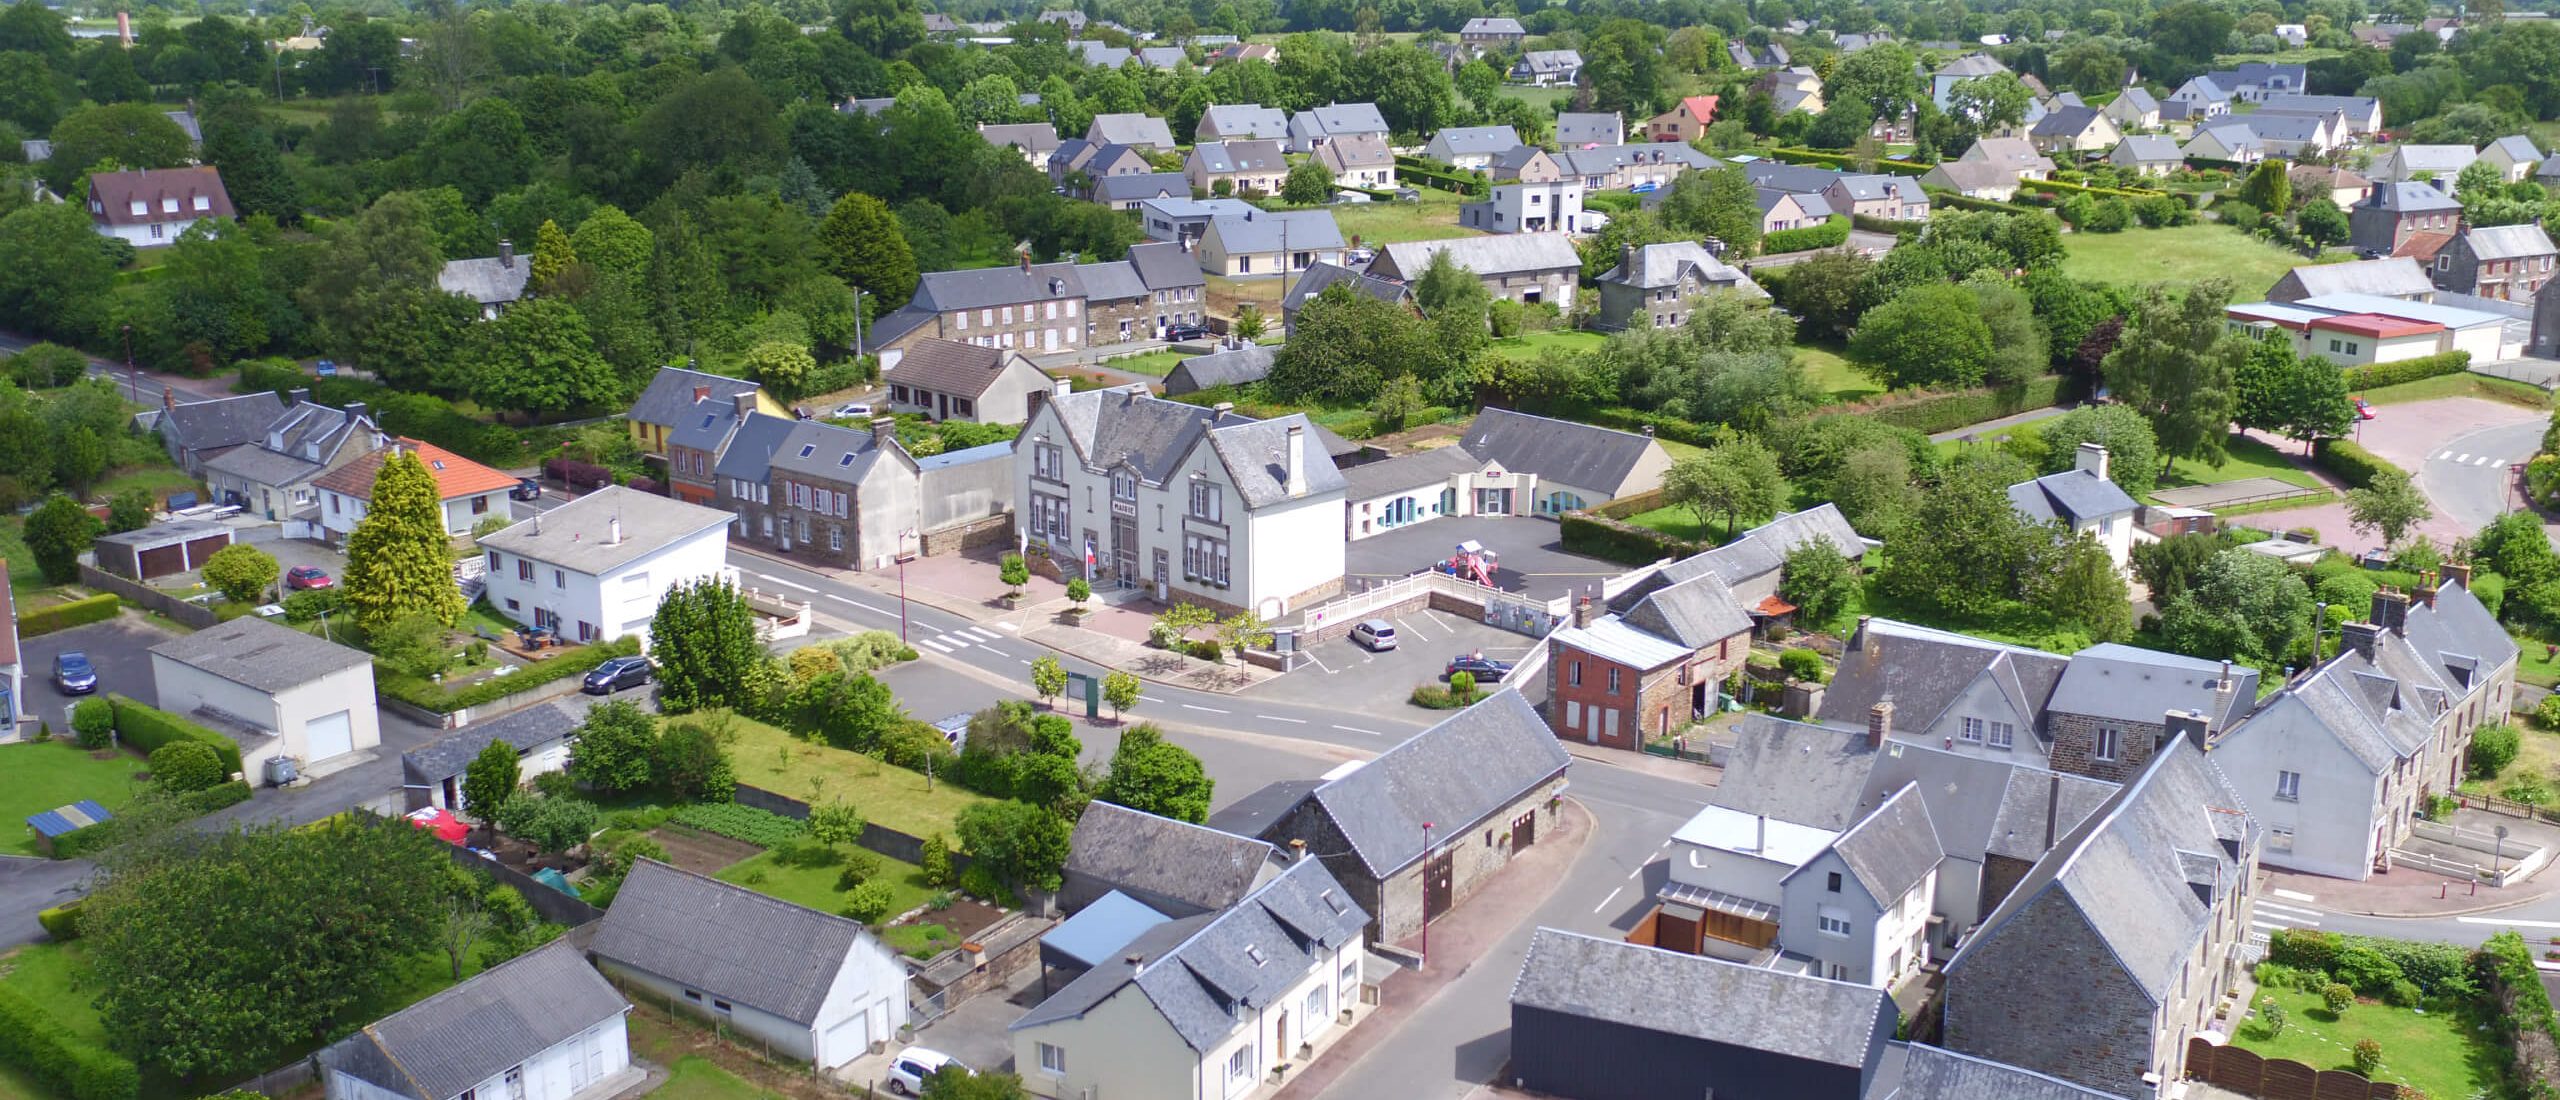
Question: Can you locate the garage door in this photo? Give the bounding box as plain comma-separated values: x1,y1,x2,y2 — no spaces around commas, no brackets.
304,710,354,761
820,1009,869,1068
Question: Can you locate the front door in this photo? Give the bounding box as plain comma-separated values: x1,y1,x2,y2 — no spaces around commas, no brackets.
1512,810,1536,850
1111,516,1138,584
1275,1010,1289,1061
1423,847,1454,922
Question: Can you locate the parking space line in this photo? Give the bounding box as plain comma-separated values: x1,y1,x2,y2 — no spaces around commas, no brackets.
1394,616,1430,640
1304,651,1335,674
1259,715,1308,724
1594,886,1622,914
1333,724,1385,736
1426,609,1458,632
1182,703,1230,714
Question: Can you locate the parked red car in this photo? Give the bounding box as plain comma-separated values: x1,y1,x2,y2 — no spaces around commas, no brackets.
285,565,334,590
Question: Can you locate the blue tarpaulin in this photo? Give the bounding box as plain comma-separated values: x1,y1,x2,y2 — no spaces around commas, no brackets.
26,800,113,839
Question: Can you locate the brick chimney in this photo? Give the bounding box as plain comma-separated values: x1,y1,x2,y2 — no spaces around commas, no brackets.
2370,588,2410,633
2165,709,2212,750
161,388,174,413
692,385,711,403
871,417,895,449
2415,570,2438,609
2342,620,2382,660
498,239,515,269
1573,595,1595,629
1867,699,1894,748
2444,561,2473,590
1620,242,1636,274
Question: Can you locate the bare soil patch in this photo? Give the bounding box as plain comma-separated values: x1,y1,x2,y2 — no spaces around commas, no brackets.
647,825,765,876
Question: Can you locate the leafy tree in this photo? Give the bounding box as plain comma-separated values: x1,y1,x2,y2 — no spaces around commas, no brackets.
2234,339,2355,446
1852,283,1993,389
83,819,450,1077
1879,452,2042,616
1102,670,1141,721
200,543,280,604
652,717,738,802
920,1067,1030,1100
1094,724,1215,823
2103,281,2246,473
1946,73,2031,131
495,793,600,854
2035,404,2161,496
1663,438,1787,540
1268,283,1435,404
462,739,522,821
2132,532,2229,605
2476,510,2560,589
2151,1,2239,64
2297,199,2350,246
816,191,919,310
955,799,1073,893
650,578,771,713
1657,166,1762,257
999,552,1029,597
568,701,660,794
342,450,466,630
2159,549,2313,667
435,889,489,984
1030,655,1068,708
527,219,578,296
1581,19,1668,116
2345,469,2430,549
739,341,816,397
791,671,906,752
22,493,100,584
921,833,955,887
1772,249,1875,339
466,298,619,417
6,341,86,388
38,103,194,194
0,202,128,343
106,487,152,534
1778,537,1857,628
299,192,471,386
1833,442,1916,539
1233,305,1266,342
2238,160,2294,214
1967,275,2049,389
2030,531,2134,642
55,427,106,499
1283,158,1335,205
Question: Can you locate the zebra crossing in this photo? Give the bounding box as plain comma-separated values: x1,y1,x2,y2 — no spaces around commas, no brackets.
913,625,1011,658
2433,450,2516,468
2246,898,2323,951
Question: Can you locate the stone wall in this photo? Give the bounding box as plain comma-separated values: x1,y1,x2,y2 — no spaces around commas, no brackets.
1941,885,2159,1097
2045,713,2167,784
921,514,1013,556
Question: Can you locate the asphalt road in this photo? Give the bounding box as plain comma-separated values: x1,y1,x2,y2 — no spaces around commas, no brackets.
0,330,228,406
2417,417,2543,535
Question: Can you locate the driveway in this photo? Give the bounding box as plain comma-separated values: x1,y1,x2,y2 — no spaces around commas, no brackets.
1246,609,1541,721
1344,516,1621,604
0,856,92,948
16,615,179,732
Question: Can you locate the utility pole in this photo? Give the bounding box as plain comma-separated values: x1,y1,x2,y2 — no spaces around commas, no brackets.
852,286,868,358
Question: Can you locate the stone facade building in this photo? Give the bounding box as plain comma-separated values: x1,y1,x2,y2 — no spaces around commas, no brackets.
1546,572,1754,749
1370,235,1583,313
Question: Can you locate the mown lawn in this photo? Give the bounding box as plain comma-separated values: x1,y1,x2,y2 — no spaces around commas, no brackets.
712,844,941,950
2232,985,2502,1100
1099,349,1183,377
713,711,992,842
1797,342,1882,403
1323,188,1482,245
2355,372,2553,410
0,741,148,857
1495,85,1575,114
654,1057,783,1100
2056,224,2307,293
2156,433,2325,495
1487,330,1608,361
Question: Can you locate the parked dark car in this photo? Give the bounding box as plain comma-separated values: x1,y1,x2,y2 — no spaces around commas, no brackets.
1162,324,1215,342
1446,653,1513,682
582,655,654,695
285,565,334,591
509,477,543,502
54,652,97,695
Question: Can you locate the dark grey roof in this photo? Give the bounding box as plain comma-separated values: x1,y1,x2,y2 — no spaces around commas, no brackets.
1209,209,1346,254
1619,571,1752,648
1137,46,1188,69
1817,619,2069,737
1308,692,1569,878
1065,801,1281,915
318,941,627,1100
152,615,372,694
1070,40,1132,66
1803,783,1943,902
2113,88,2160,113
1652,505,1868,592
1075,259,1149,302
1163,346,1276,395
632,367,762,429
96,518,231,552
911,261,1085,314
593,859,880,1024
1430,126,1523,157
1206,413,1350,508
1509,929,1890,1069
2046,644,2255,730
1283,261,1408,317
1377,235,1583,280
1595,242,1761,296
1128,241,1206,290
1200,104,1289,140
712,413,799,483
2006,468,2137,525
1460,407,1656,493
2365,181,2462,213
2114,135,2182,162
1462,16,1525,34
160,392,286,457
1095,172,1188,203
203,401,374,487
981,122,1062,155
401,700,581,786
888,339,1043,401
1886,1043,2131,1100
437,256,530,306
1517,49,1582,75
1205,779,1322,838
866,305,936,348
2271,257,2434,299
1192,139,1286,174
1984,767,2121,863
1713,714,1877,828
1045,388,1347,508
2028,105,2107,138
667,394,753,457
1293,103,1390,138
2401,582,2519,695
2240,113,2330,143
1013,859,1367,1051
768,419,893,483
1338,444,1484,501
1088,112,1176,148
2462,223,2557,261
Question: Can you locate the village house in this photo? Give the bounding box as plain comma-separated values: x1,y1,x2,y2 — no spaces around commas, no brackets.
1196,103,1290,142
1060,801,1287,915
1491,145,1564,184
2179,122,2265,163
151,390,290,476
2162,74,2232,121
437,239,531,320
2292,164,2375,208
1728,40,1790,69
401,700,584,813
1280,261,1410,336
1955,136,2056,179
2257,93,2384,135
1762,69,1825,115
1930,53,2010,110
1138,197,1260,246
86,166,231,248
1085,112,1176,150
1370,234,1582,311
2101,87,2160,130
1655,779,1942,988
2028,105,2122,154
2005,443,2138,572
1555,143,1718,192
1339,407,1673,540
1199,209,1348,277
1592,241,1766,332
1288,103,1391,153
1640,96,1720,143
664,391,759,506
201,394,382,525
1512,49,1583,86
2267,256,2435,303
1459,15,1525,51
882,338,1051,426
1821,174,1930,221
1460,181,1585,234
2432,223,2559,301
318,942,633,1100
626,366,782,460
2373,143,2479,186
1918,160,2026,200
1050,140,1158,194
1186,139,1289,196
869,254,1193,362
2351,181,2464,257
1546,571,1755,749
1315,133,1396,189
1554,111,1623,148
1757,187,1835,231
477,485,731,643
313,438,519,546
2202,61,2306,101
2107,135,2183,176
2481,135,2545,182
1423,125,1524,170
1093,172,1187,211
979,122,1064,170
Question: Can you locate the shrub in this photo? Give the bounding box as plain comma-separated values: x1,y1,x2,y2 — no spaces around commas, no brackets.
2269,928,2337,972
1778,648,1825,683
1763,215,1853,254
2322,982,2355,1014
1814,375,2070,437
18,594,120,638
544,457,611,490
669,802,804,848
36,904,81,941
71,699,112,749
281,588,344,624
2352,1038,2383,1076
0,984,140,1100
830,631,915,675
2340,350,2470,391
2257,995,2287,1037
2538,694,2560,730
2311,438,2401,490
1560,509,1701,565
2254,961,2301,989
147,741,224,793
1409,684,1470,709
775,840,843,868
840,880,896,923
2385,978,2423,1007
108,694,243,776
2333,944,2405,994
922,833,955,887
1185,639,1222,662
833,850,883,890
808,801,865,845
377,637,642,713
2472,722,2522,779
2511,771,2556,805
958,863,1013,906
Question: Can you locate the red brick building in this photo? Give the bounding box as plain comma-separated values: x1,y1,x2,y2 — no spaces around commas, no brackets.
1546,571,1752,749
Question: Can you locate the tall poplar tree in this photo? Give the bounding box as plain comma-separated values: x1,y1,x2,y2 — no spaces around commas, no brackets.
342,449,467,629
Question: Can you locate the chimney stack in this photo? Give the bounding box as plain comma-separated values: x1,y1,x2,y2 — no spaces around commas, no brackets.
2416,572,2439,609
2371,588,2410,633
608,516,623,546
2075,441,2110,481
289,387,310,406
499,239,515,269
161,388,174,413
1284,424,1306,496
2342,621,2382,660
2166,709,2212,750
1620,242,1636,273
2444,561,2473,590
1019,250,1033,273
2043,774,2061,851
116,10,132,45
1212,401,1235,415
1289,838,1308,862
1867,699,1894,748
1574,595,1595,629
344,401,368,427
871,417,895,449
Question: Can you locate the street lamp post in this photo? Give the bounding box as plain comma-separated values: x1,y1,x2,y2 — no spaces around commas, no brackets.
1419,821,1435,966
897,528,918,643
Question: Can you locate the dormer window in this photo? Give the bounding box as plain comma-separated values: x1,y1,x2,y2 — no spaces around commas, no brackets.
268,431,283,450
161,197,178,213
304,443,319,460
192,194,209,211
130,200,148,217
1112,470,1137,501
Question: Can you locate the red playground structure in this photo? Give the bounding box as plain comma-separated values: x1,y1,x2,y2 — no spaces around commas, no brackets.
1437,540,1500,586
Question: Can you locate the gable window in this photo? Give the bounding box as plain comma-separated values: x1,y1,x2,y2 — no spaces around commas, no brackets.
2095,726,2121,762
1189,480,1223,522
1037,1043,1067,1075
1988,721,2015,750
518,560,533,582
1606,668,1621,694
1568,660,1582,687
1224,1047,1253,1092
2276,770,2301,801
1959,716,1985,743
1034,442,1066,481
1112,470,1138,501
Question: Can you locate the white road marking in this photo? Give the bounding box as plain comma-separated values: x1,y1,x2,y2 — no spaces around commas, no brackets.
753,572,816,592
1333,724,1385,736
2255,900,2323,918
1141,695,1166,703
2477,455,2501,466
2435,450,2454,460
1395,616,1431,640
978,647,1013,659
996,622,1020,632
1594,887,1623,914
964,626,1001,641
2270,888,2319,903
1306,652,1336,674
917,639,951,654
2455,453,2474,463
1260,715,1309,724
2251,920,2295,932
2459,916,2560,929
935,634,972,650
1182,703,1231,714
822,593,891,615
1018,658,1034,666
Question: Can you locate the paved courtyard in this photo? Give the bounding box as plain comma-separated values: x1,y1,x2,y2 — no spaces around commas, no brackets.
1246,607,1542,720
1344,515,1623,605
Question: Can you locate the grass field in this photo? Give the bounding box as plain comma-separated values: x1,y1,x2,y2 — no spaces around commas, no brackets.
1487,330,1608,361
0,741,147,856
2056,224,2307,292
1797,342,1882,402
713,845,942,952
2156,433,2326,495
2233,985,2502,1100
2355,372,2554,409
1324,187,1482,245
1098,349,1183,377
1495,85,1575,114
714,711,991,842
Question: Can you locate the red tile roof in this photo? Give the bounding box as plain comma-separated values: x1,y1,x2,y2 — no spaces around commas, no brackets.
2309,313,2443,339
312,439,519,502
1677,95,1719,124
86,166,233,228
2393,231,2453,264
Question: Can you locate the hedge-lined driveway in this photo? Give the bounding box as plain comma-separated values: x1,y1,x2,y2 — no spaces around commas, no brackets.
15,616,175,733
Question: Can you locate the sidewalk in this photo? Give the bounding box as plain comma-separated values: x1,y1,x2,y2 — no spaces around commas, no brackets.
2263,854,2560,919
1267,798,1595,1100
1558,739,1720,789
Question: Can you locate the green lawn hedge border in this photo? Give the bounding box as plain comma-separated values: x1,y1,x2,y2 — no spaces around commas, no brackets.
18,594,121,639
36,904,81,940
1920,186,2047,216
108,694,243,777
1815,376,2070,436
0,983,140,1100
2340,349,2471,391
1762,215,1853,254
376,636,643,714
2311,438,2401,489
1561,509,1701,565
2020,176,2171,201
1766,147,1932,176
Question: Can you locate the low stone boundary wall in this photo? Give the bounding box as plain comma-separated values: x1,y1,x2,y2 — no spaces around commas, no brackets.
77,563,218,628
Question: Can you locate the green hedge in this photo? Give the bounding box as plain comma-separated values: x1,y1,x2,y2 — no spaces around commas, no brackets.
18,595,121,638
2479,930,2560,1058
36,904,80,941
1851,213,1927,238
47,781,251,860
1561,510,1701,566
1762,215,1852,254
2340,349,2471,391
1767,147,1931,176
377,636,643,714
1816,376,2069,436
1391,156,1488,196
2020,176,2170,200
0,984,139,1100
1919,186,2046,215
1579,406,1714,448
108,694,243,777
2311,438,2402,489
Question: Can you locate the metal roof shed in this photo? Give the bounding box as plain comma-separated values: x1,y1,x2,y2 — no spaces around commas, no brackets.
1039,889,1173,987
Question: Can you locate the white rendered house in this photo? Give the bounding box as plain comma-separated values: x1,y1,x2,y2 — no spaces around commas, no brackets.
313,439,520,545
476,485,732,644
150,616,381,777
319,941,633,1100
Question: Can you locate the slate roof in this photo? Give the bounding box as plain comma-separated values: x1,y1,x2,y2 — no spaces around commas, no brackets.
1065,801,1281,915
1206,779,1323,838
1163,345,1276,395
1459,407,1656,494
1293,103,1390,139
2390,144,2477,176
1509,929,1890,1069
2489,135,2542,162
1596,241,1763,298
2239,113,2329,144
1938,53,2008,79
1517,49,1582,76
2173,75,2230,103
2271,256,2433,300
476,485,732,576
767,419,894,484
1650,504,1867,591
203,401,374,488
1377,235,1583,281
1210,208,1345,254
1192,139,1287,175
2463,223,2558,261
666,394,755,461
2364,181,2463,213
1088,113,1176,148
594,860,882,1024
437,255,531,306
1044,388,1347,509
1948,739,2255,1005
1339,444,1490,502
1069,40,1132,67
152,615,372,694
1127,241,1206,290
159,392,287,458
911,261,1085,314
1317,132,1395,171
1712,714,1878,828
2259,93,2377,120
1929,160,2025,191
1886,1043,2131,1100
401,700,584,787
1013,859,1368,1051
1200,104,1289,141
1094,172,1187,204
2029,105,2107,138
1817,618,2069,739
632,367,762,430
1305,691,1568,878
2007,468,2138,526
711,413,799,484
1431,126,1524,157
1285,261,1409,318
1552,143,1719,177
1137,46,1188,69
317,941,627,1100
2114,135,2183,162
1462,16,1525,34
1760,184,1838,215
888,339,1042,402
1799,783,1943,902
1618,571,1753,649
1746,160,1847,194
2400,582,2519,695
2113,87,2160,114
2048,643,2255,731
1984,767,2122,863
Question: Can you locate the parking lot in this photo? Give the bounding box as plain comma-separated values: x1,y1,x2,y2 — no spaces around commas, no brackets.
16,616,178,731
1342,515,1623,604
1245,605,1541,718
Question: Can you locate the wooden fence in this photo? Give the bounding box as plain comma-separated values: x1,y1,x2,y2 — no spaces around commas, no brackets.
2186,1038,2405,1100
